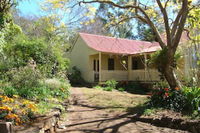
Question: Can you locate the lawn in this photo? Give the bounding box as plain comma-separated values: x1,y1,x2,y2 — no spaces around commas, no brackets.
82,88,148,113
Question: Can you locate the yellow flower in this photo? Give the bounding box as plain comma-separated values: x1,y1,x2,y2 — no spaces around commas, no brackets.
0,106,12,111
0,96,14,103
22,100,31,105
27,103,37,112
5,113,21,124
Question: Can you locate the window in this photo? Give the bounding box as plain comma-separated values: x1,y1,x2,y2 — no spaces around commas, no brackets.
132,59,138,70
97,60,99,71
108,58,114,70
93,60,96,71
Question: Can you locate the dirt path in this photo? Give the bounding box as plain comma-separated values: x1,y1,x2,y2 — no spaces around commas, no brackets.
57,87,189,133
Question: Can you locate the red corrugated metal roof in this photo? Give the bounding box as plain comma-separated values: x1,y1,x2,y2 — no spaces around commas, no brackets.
79,32,161,55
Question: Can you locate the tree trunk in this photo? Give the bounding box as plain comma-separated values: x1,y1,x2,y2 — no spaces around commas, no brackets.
163,65,182,89
163,50,183,89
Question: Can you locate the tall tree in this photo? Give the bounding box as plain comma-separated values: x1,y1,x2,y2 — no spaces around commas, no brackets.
95,3,135,39
79,0,200,89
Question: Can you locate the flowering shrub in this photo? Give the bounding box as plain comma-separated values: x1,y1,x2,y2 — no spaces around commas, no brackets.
149,87,186,112
0,95,38,125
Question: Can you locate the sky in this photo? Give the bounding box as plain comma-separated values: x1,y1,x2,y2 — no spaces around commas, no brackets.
17,0,44,16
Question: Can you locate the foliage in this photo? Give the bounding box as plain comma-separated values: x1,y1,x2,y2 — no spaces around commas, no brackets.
143,108,156,116
0,34,69,78
94,85,113,91
105,79,118,89
103,87,113,91
6,66,42,89
153,81,169,90
117,87,125,92
94,85,103,90
0,65,70,100
44,78,70,90
149,48,182,80
182,87,200,114
149,87,186,112
1,85,18,98
36,101,65,114
118,81,149,94
136,22,157,41
68,66,85,85
0,95,38,125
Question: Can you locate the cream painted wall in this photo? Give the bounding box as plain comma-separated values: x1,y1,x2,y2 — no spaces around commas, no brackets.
89,53,127,71
101,54,126,70
69,36,98,82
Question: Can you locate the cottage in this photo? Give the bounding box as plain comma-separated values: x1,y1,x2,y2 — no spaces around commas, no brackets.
68,32,166,83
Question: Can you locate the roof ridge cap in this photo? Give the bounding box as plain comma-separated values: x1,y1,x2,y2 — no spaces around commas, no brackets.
79,32,154,44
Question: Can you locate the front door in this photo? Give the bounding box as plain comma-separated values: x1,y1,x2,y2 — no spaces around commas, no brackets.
93,59,99,82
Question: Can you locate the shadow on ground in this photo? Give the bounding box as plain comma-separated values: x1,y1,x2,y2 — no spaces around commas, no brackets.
58,101,189,133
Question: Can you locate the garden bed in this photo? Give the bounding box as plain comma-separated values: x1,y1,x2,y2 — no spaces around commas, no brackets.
136,110,200,133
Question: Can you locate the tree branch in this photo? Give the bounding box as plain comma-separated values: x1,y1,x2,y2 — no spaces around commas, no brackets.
171,7,184,38
172,0,189,52
156,0,171,47
80,0,166,48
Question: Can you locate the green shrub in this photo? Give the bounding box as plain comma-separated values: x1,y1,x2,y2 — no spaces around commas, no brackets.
149,87,186,112
153,81,169,89
94,85,103,90
144,108,156,116
123,82,148,94
34,86,51,100
68,66,85,85
117,87,125,92
17,87,37,99
6,66,42,89
103,87,113,91
105,80,118,89
44,78,70,90
43,78,70,99
183,86,200,113
1,35,69,78
1,85,17,97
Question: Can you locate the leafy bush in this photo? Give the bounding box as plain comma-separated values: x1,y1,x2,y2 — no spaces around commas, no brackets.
43,78,70,99
7,66,42,89
1,85,17,97
153,81,169,89
117,87,125,92
0,66,70,99
0,35,69,79
44,78,70,90
149,87,186,112
182,87,200,114
103,87,113,91
94,85,103,90
68,66,85,85
105,80,118,89
121,82,148,94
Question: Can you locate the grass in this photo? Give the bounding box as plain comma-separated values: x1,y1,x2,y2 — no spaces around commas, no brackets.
83,88,148,112
36,98,65,114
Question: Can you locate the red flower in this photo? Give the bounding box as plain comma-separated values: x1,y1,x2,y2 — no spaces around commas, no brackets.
164,92,169,97
164,88,169,91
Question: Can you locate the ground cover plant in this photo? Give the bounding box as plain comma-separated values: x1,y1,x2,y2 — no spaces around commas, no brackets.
0,72,70,125
148,81,200,117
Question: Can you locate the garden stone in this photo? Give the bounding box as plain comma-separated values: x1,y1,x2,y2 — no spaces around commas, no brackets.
0,122,13,133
